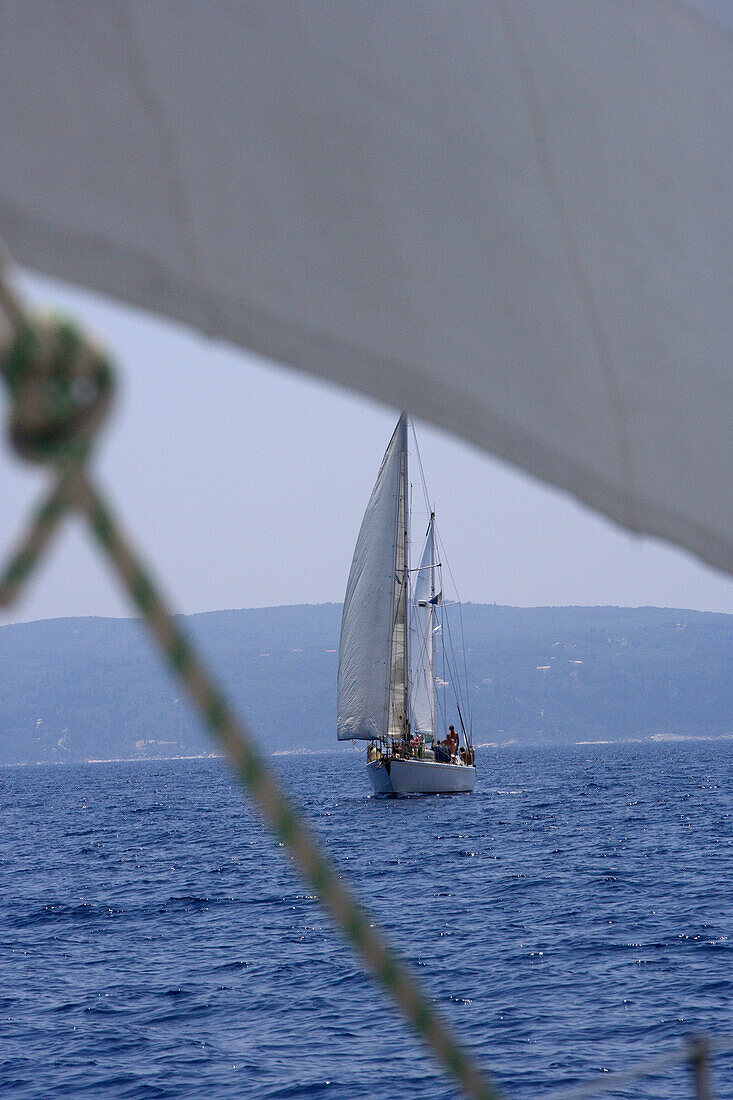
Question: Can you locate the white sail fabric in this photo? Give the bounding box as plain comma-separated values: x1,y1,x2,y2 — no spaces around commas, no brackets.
1,4,732,573
410,520,438,737
338,419,403,741
387,419,409,737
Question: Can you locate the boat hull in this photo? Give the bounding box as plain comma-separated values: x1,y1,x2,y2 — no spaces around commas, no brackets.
366,757,476,795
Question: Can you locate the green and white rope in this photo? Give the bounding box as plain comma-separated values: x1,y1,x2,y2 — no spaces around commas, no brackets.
0,256,500,1100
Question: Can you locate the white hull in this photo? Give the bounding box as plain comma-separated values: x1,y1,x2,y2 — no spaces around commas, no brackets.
366,757,476,795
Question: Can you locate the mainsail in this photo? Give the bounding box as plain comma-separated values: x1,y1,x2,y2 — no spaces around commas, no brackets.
410,516,439,737
337,416,407,741
387,417,409,737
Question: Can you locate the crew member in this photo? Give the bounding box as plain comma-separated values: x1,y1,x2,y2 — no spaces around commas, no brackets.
447,725,459,756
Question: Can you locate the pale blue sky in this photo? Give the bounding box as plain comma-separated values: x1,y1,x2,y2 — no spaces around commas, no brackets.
1,272,731,625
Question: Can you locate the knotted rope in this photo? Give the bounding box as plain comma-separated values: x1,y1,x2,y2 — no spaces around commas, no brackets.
0,251,499,1100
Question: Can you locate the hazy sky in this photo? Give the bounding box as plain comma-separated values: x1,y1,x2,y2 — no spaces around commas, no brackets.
0,272,731,626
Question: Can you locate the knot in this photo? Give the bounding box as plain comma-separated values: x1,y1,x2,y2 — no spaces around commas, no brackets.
1,317,114,464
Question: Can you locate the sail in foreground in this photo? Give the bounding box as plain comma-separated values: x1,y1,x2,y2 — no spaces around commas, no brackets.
3,5,730,576
337,415,475,795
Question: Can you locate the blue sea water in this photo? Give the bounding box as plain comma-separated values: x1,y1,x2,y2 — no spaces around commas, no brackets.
0,742,731,1099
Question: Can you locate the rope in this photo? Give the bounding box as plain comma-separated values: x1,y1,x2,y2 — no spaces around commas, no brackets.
435,522,473,736
548,1034,733,1099
0,255,499,1100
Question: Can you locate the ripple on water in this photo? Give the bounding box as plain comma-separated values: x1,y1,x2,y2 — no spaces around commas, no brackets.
0,742,731,1099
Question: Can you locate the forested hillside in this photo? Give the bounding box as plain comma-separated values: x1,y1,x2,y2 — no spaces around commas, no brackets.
0,604,730,764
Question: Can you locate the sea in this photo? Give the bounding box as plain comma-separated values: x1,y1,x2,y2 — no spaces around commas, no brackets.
0,741,731,1099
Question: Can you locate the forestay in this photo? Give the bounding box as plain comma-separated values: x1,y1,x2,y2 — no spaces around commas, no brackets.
1,3,731,573
337,418,403,741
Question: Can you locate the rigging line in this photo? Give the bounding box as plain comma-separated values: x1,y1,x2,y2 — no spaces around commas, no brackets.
435,686,449,736
442,606,473,743
408,425,446,735
440,607,467,731
410,417,433,518
455,702,468,747
441,577,448,728
435,523,473,734
457,598,472,734
433,552,464,712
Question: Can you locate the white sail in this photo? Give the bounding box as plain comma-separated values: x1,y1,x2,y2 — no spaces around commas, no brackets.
387,421,409,737
1,4,731,575
410,517,439,736
337,416,406,741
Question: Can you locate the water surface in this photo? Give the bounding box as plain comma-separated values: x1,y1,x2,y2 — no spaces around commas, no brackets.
1,742,731,1097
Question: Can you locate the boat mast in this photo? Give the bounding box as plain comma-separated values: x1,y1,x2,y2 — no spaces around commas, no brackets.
401,414,410,739
428,511,436,735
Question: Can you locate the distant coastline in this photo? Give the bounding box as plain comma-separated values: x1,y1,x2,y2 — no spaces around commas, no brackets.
2,734,733,769
1,603,731,766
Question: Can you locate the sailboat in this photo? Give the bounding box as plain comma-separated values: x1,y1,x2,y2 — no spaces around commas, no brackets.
337,414,477,795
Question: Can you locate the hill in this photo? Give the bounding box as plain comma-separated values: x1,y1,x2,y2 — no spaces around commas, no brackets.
0,604,730,764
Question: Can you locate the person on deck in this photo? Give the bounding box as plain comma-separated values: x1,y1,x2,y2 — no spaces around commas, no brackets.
434,737,451,763
447,725,459,756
